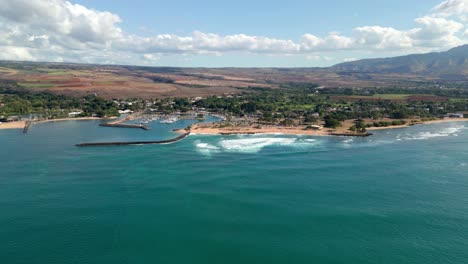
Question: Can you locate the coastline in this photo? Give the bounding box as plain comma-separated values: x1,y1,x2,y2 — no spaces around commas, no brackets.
180,118,468,137
366,118,468,131
2,115,467,135
0,121,26,129
0,117,109,130
34,117,104,124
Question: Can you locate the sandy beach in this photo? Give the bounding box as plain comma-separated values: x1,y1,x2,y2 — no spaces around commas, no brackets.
0,117,108,130
183,118,468,136
366,118,468,131
0,121,26,129
34,117,104,124
188,124,333,136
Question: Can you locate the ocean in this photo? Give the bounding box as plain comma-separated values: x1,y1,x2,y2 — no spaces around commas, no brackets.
1,119,467,263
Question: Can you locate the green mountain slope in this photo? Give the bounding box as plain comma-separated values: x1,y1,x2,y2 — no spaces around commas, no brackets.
332,45,468,79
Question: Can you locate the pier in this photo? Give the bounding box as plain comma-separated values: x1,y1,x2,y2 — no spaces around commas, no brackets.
76,133,190,147
23,121,32,134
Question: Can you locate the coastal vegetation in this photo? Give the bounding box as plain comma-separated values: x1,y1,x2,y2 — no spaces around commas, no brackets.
0,81,119,118
1,78,467,134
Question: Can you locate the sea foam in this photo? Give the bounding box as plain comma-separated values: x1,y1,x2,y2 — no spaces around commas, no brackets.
195,136,321,154
401,125,465,141
219,137,297,153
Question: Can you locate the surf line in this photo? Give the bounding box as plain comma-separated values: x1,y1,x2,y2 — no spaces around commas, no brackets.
75,133,190,147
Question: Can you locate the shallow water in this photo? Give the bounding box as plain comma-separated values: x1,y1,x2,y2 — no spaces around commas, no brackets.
1,120,467,263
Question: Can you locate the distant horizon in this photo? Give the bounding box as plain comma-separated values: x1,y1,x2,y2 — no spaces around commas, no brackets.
0,0,467,67
1,44,464,69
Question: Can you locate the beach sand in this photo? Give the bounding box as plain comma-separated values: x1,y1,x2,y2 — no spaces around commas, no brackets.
0,121,26,130
0,117,107,130
189,125,333,136
366,118,468,131
183,118,468,136
34,117,103,124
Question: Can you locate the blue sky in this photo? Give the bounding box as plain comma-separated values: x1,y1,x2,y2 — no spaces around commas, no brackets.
73,0,441,37
0,0,466,67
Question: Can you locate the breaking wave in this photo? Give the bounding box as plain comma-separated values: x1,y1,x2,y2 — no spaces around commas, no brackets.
219,137,297,153
195,136,322,154
193,124,466,155
399,125,465,141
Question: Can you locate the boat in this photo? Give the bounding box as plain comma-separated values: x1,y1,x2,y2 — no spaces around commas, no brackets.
160,116,178,124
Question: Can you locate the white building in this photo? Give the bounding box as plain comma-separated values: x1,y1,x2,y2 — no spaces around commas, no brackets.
68,111,82,117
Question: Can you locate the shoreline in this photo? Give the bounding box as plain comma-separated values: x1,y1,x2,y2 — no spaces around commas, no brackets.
0,121,26,129
2,116,467,136
366,118,468,131
0,117,109,130
180,118,468,137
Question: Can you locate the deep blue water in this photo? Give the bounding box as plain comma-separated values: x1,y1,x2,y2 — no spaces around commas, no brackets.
1,120,467,264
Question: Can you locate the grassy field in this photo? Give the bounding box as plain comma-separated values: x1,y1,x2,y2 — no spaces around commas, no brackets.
0,67,18,75
342,94,412,100
19,83,56,89
333,94,448,102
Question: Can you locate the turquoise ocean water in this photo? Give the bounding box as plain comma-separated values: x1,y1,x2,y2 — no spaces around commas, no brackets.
1,119,468,263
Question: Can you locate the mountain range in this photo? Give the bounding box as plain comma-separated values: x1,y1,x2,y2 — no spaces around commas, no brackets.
332,45,468,80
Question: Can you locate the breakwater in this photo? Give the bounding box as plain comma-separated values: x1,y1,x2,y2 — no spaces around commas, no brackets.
99,123,150,130
330,133,373,137
76,133,190,147
23,121,32,134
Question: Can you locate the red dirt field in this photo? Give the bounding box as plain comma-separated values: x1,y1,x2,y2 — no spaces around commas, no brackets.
0,62,461,99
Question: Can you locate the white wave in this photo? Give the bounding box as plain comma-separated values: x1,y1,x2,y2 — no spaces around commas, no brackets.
195,140,220,155
193,136,323,154
402,125,465,141
219,137,297,153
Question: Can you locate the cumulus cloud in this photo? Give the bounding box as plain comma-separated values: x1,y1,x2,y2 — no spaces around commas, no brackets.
409,16,464,47
0,0,122,43
0,46,35,61
353,26,413,49
306,55,334,61
343,58,358,62
301,33,353,51
432,0,467,16
0,0,466,64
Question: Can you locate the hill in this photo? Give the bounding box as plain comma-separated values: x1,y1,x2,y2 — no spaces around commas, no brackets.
332,45,468,80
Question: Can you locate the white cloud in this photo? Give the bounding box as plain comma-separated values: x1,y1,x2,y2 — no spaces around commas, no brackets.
409,16,464,47
306,55,334,61
353,26,413,49
0,46,35,61
0,0,466,65
432,0,468,16
0,0,122,44
301,33,353,51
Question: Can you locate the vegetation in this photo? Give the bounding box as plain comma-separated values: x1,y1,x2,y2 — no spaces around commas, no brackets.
0,81,119,117
1,77,467,131
191,86,468,125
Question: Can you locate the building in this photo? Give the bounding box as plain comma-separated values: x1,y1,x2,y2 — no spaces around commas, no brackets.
6,116,20,122
118,109,133,114
447,113,464,118
68,111,83,117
